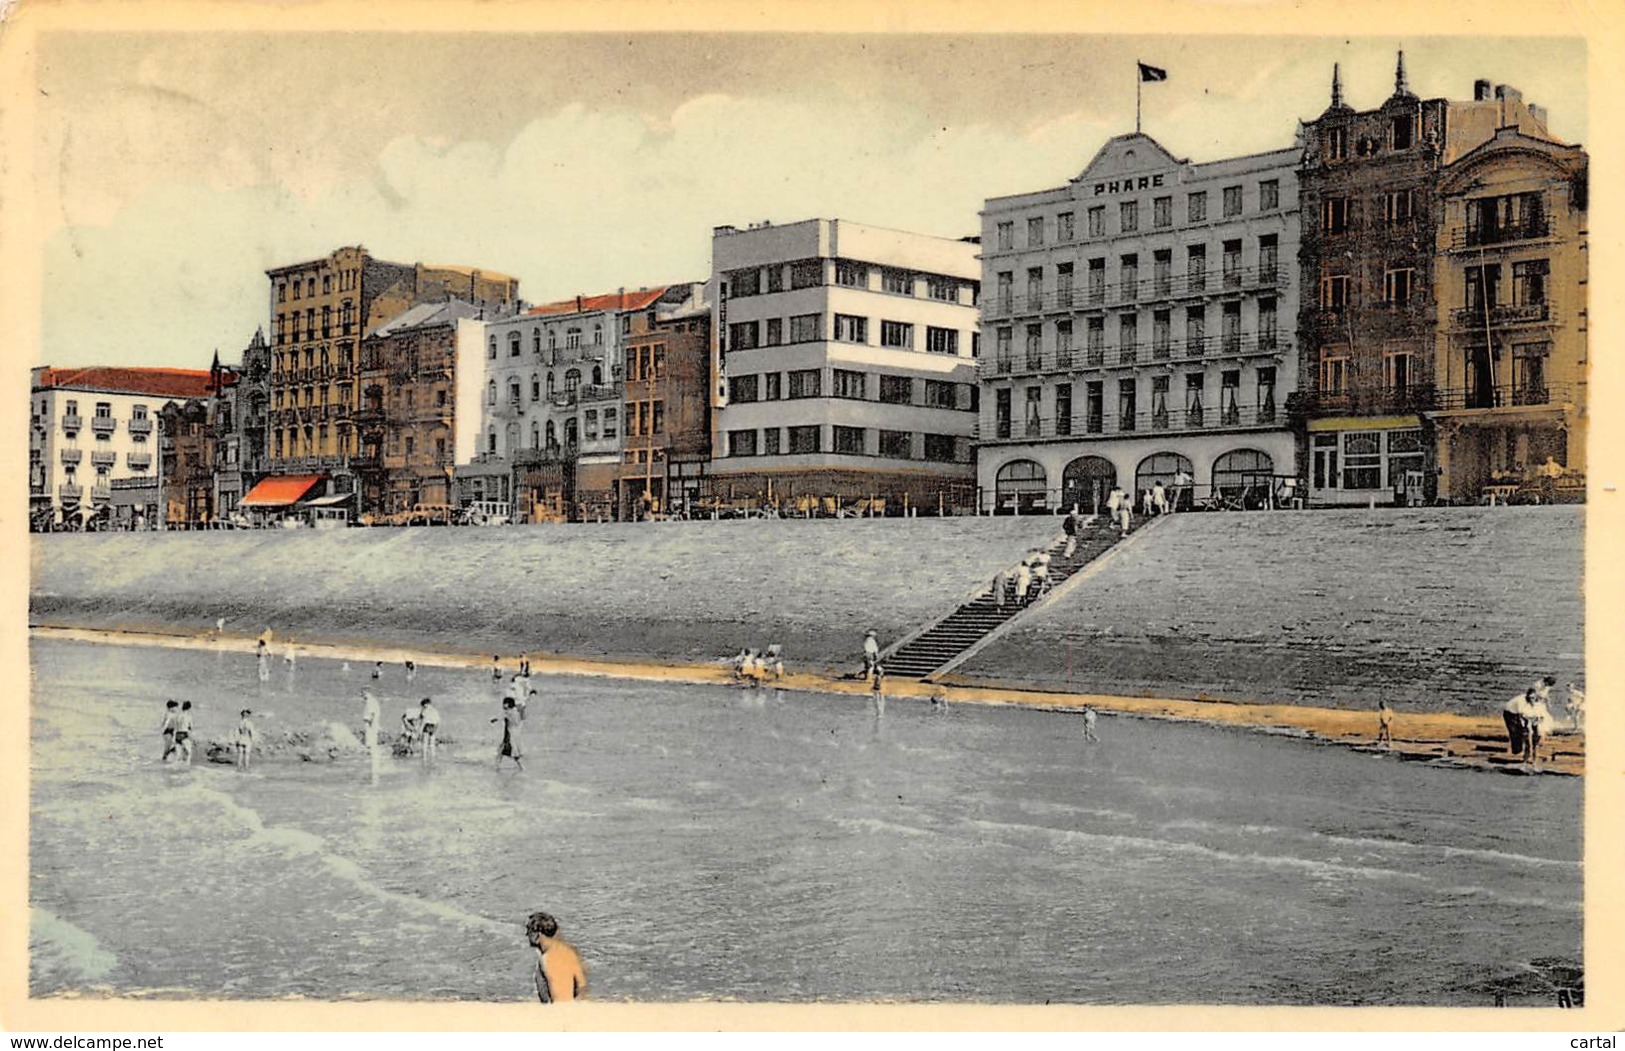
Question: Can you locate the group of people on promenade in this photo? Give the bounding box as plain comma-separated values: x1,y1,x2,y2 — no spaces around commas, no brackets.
1502,676,1583,763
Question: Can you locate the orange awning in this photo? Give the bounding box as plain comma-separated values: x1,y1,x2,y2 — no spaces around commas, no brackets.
240,474,326,508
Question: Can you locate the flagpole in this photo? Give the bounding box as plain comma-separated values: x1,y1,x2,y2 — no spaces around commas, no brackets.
1136,61,1142,135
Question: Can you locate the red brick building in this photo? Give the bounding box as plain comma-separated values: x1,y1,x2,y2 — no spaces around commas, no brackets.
616,296,713,519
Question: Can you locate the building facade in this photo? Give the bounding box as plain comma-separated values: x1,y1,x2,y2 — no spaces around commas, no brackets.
29,366,216,529
1430,127,1587,503
710,219,981,515
159,399,214,527
978,134,1301,514
1293,59,1564,506
210,330,272,521
616,292,712,519
265,245,518,500
355,301,490,518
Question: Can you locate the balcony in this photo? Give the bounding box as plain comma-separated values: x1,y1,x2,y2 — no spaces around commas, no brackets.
127,452,153,470
128,418,153,436
982,402,1286,445
1449,219,1551,251
60,448,82,465
551,390,580,408
61,414,82,433
1449,302,1556,330
1431,384,1574,412
59,483,82,501
580,382,624,403
1292,385,1438,418
91,450,117,467
92,485,112,502
982,265,1291,320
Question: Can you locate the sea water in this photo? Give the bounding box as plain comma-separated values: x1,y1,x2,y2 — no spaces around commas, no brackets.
29,638,1581,1004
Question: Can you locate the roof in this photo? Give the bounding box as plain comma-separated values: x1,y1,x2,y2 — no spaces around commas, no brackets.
34,366,218,399
423,263,519,283
367,299,492,339
240,474,327,508
527,287,670,317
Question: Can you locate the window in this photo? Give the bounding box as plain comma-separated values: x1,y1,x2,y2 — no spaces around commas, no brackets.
1387,428,1424,483
508,332,521,357
292,280,301,301
1025,387,1043,437
1512,259,1549,307
729,429,758,457
788,425,820,454
1118,379,1138,432
1383,347,1413,392
1391,114,1414,150
729,375,760,403
1185,307,1206,357
1153,311,1172,359
1058,212,1076,241
1085,382,1104,433
928,277,958,302
1187,244,1206,291
923,434,958,463
1384,188,1415,224
509,381,522,404
1513,342,1551,402
1257,366,1277,422
1342,431,1381,489
593,324,603,346
790,260,823,289
1465,264,1501,311
277,282,287,303
1222,302,1241,352
488,338,497,360
1320,274,1352,310
833,425,865,455
995,327,1013,369
925,379,958,410
1259,179,1280,211
1154,196,1172,228
879,430,912,459
789,313,821,343
566,327,582,350
547,373,556,397
788,369,821,399
1326,125,1348,161
1087,258,1106,302
731,268,761,297
531,375,541,402
1323,197,1351,235
1259,234,1279,282
1120,254,1139,298
763,317,783,346
762,428,781,455
1384,268,1414,305
1222,240,1242,287
1025,325,1043,370
729,320,761,351
1027,267,1044,311
1184,374,1205,426
1119,314,1139,362
1466,192,1546,245
1220,370,1241,425
833,369,866,400
764,372,782,400
996,271,1013,312
1149,375,1170,429
1120,200,1139,233
833,314,867,343
1259,298,1278,349
871,320,913,351
565,369,581,392
1055,384,1073,436
1087,206,1105,237
924,326,959,356
487,380,497,405
883,269,913,295
1027,217,1045,247
1086,317,1105,365
1153,250,1172,297
996,222,1014,250
1223,185,1242,217
1320,345,1349,395
835,261,868,288
1188,191,1207,223
880,375,913,404
604,408,618,439
1055,262,1075,307
995,388,1012,439
533,329,542,355
1055,320,1074,368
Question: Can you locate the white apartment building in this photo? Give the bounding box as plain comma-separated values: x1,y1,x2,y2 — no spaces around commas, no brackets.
710,218,982,514
29,366,217,527
977,133,1301,513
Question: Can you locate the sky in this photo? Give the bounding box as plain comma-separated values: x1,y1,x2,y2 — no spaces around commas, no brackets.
29,31,1587,371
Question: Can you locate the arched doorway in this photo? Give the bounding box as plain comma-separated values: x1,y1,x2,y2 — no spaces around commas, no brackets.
994,459,1048,515
1135,452,1195,510
1061,456,1116,514
1212,449,1274,508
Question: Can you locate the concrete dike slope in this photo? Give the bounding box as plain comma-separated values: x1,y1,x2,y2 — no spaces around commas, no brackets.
955,505,1584,715
29,517,1062,672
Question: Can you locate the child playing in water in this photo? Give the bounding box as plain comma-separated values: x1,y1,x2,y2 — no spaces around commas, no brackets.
176,701,195,763
160,700,180,761
235,709,256,770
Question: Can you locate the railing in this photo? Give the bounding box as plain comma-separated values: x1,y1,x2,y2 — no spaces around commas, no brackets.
1449,302,1556,329
1449,219,1551,250
982,335,1290,376
580,382,624,402
984,403,1282,444
92,485,112,502
552,391,580,407
1291,385,1438,417
127,453,152,469
1431,384,1574,411
128,418,153,435
59,448,82,465
90,416,117,434
59,484,81,500
91,451,117,467
985,266,1288,320
61,414,82,432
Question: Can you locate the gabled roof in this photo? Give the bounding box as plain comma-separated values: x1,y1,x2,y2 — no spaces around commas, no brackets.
527,287,670,317
34,366,218,399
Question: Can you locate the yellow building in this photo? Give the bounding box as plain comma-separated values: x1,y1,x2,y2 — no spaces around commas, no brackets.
1431,127,1587,504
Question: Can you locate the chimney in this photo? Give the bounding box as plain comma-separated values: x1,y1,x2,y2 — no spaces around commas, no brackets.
1494,84,1521,104
1529,103,1547,126
1474,79,1492,101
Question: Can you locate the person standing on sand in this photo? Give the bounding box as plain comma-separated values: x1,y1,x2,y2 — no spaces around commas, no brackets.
361,688,381,751
235,709,256,770
1082,706,1099,742
1526,690,1555,763
492,655,503,682
418,698,441,762
160,700,180,761
862,631,880,675
1502,689,1532,758
1566,682,1585,733
525,911,586,1003
492,696,525,771
1376,699,1394,748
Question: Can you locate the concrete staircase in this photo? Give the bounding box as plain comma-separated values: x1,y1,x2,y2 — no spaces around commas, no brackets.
880,513,1151,680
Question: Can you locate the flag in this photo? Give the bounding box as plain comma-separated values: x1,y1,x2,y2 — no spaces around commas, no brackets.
1138,62,1168,83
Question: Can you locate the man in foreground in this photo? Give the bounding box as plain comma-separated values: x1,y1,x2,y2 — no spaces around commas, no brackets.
525,911,586,1003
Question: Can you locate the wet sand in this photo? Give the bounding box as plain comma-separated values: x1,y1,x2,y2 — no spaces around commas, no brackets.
32,624,1583,777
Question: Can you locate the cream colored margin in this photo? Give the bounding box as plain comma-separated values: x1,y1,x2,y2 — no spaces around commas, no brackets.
0,0,1620,1036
